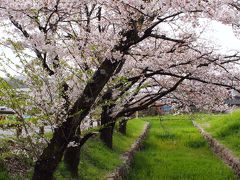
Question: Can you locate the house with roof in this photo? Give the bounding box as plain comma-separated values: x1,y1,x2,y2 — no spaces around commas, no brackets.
225,90,240,106
0,106,15,120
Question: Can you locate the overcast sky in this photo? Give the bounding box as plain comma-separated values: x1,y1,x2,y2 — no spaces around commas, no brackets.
201,20,240,53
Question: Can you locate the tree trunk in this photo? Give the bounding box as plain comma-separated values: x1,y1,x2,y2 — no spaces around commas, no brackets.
119,118,128,135
100,121,115,149
135,111,139,118
64,125,99,177
39,126,44,135
64,128,96,178
100,109,116,149
32,59,123,180
63,131,97,177
32,123,71,180
99,90,115,149
63,135,81,178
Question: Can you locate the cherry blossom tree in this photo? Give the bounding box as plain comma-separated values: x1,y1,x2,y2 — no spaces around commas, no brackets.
0,0,240,179
96,46,240,144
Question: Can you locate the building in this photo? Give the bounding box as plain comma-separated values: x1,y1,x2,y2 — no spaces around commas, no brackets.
225,90,240,106
0,106,15,120
154,101,172,115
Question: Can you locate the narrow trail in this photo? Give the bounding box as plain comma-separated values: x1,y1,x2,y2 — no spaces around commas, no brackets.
126,116,236,180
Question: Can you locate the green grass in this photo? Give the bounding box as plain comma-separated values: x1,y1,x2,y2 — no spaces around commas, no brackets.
54,118,147,180
0,119,146,180
196,109,240,157
127,115,236,180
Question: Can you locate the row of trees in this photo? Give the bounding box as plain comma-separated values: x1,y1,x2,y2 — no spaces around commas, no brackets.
0,1,240,179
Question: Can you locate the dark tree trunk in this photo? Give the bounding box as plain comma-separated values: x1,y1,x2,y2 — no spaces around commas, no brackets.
39,126,44,135
32,122,72,180
63,125,97,178
100,109,116,149
119,118,128,135
63,126,81,177
63,136,81,178
32,59,123,180
99,90,116,149
63,126,99,177
100,121,115,149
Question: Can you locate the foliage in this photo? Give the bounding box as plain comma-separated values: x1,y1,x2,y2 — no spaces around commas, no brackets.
0,137,34,180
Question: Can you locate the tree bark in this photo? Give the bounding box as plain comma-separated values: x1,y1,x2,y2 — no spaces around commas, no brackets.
119,118,128,135
100,121,115,149
32,59,123,180
100,90,115,149
63,126,81,177
100,112,116,149
39,126,44,135
63,126,97,178
63,136,81,178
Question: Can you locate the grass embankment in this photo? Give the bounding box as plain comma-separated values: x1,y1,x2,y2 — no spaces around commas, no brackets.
57,119,147,179
0,119,146,179
127,115,236,180
195,110,240,157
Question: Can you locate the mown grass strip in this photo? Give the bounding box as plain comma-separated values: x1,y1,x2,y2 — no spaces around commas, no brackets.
127,116,236,180
108,122,150,179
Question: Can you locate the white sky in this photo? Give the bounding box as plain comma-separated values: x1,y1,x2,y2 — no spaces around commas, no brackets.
200,19,240,53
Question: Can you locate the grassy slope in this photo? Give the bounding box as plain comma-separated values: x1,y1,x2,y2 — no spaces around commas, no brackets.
54,119,146,180
195,110,240,157
0,119,146,179
127,115,236,180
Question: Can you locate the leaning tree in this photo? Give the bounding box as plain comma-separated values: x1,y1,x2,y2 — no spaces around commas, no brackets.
62,33,240,175
0,0,239,179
